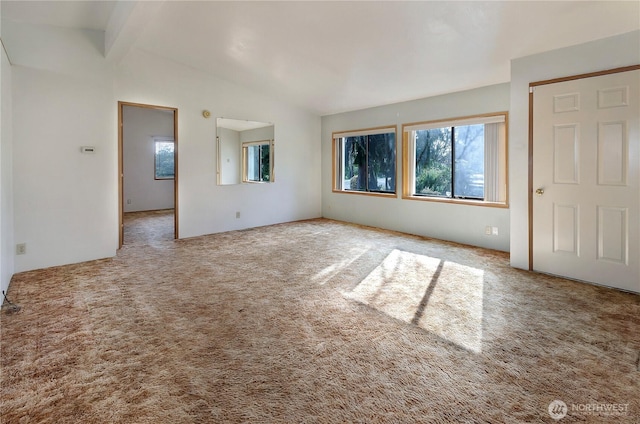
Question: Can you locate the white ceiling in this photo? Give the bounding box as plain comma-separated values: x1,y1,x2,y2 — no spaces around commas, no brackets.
2,1,639,115
1,0,116,31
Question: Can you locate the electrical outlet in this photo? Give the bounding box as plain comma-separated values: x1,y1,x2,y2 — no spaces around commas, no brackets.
485,226,492,235
16,243,26,255
236,211,241,219
127,199,131,205
492,227,499,236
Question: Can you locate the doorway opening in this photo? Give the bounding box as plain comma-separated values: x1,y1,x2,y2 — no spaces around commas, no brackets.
118,102,178,248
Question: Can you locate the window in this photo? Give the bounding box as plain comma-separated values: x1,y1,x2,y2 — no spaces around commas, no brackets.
402,113,507,205
242,140,273,183
154,137,175,180
333,126,396,195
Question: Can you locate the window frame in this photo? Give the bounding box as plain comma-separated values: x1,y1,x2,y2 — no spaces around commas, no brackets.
153,136,175,180
241,139,274,183
332,125,398,198
402,112,509,208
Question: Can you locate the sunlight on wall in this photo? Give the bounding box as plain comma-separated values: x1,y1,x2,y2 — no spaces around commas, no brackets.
344,249,484,353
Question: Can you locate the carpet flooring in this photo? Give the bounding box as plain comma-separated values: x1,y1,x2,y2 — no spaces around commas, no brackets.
1,211,638,423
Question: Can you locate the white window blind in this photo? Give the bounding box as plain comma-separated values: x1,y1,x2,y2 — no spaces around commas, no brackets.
484,123,500,202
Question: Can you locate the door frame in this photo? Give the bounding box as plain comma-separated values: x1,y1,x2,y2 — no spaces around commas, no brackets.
527,64,640,270
118,101,179,248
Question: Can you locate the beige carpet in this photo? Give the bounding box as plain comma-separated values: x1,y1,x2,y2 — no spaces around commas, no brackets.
1,211,638,423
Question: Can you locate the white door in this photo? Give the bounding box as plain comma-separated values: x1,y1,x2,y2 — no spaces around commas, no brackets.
533,69,640,293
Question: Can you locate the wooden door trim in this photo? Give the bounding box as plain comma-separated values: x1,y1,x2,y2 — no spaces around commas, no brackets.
528,64,640,270
118,101,179,248
530,65,640,88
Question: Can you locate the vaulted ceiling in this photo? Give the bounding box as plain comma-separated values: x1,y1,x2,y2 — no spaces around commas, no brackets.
2,1,639,115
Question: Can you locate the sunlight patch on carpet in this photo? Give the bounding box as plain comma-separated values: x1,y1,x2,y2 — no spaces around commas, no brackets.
344,249,484,353
311,246,370,285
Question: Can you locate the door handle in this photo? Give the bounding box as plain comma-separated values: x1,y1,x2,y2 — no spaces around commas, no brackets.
535,188,544,196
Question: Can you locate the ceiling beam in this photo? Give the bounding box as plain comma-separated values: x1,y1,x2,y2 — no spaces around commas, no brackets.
104,0,163,62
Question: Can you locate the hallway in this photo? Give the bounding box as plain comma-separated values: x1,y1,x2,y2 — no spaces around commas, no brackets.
123,209,174,247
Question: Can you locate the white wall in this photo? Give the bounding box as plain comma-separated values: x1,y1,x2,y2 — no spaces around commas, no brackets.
4,20,117,273
240,126,274,143
115,48,321,239
218,127,241,185
322,84,511,252
123,105,175,212
509,30,640,269
5,20,321,272
1,10,15,295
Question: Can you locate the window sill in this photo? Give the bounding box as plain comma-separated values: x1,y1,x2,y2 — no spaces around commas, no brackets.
332,189,397,199
402,194,508,208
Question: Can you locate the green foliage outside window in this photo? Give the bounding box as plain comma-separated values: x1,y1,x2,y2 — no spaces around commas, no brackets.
341,132,396,193
415,128,452,196
260,144,270,181
414,125,484,199
155,141,175,179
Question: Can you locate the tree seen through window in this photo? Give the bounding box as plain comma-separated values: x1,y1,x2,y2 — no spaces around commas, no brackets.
414,124,484,199
155,140,175,180
340,132,396,193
